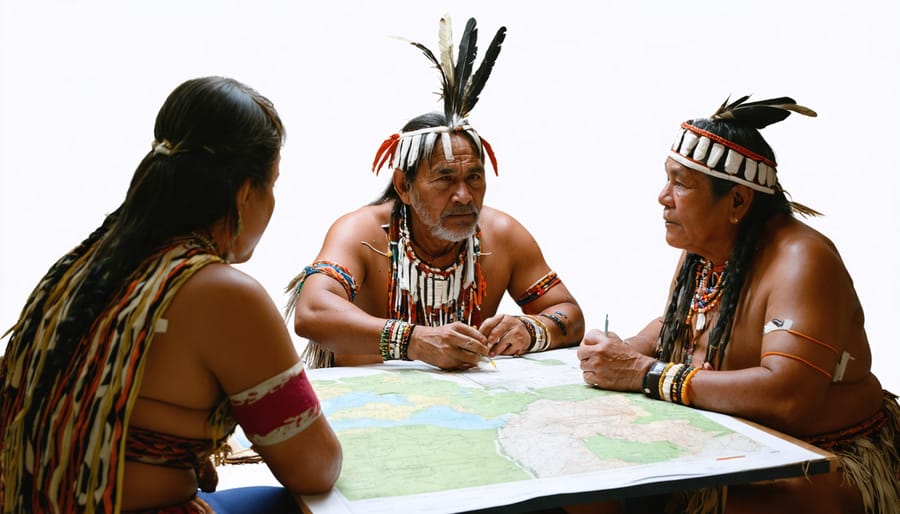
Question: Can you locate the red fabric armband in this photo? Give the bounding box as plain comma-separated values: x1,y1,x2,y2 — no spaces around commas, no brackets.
229,362,322,446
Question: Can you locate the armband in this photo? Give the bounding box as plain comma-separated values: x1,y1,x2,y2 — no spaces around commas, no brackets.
514,271,562,306
762,318,855,382
294,260,359,301
229,362,322,446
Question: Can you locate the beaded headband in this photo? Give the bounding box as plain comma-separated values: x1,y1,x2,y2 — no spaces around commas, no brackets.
668,95,817,195
669,122,779,194
371,15,506,177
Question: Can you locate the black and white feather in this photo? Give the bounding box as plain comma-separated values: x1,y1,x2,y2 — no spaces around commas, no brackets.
711,95,817,128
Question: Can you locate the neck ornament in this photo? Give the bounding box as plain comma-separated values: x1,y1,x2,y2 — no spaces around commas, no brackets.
388,205,486,327
686,258,727,332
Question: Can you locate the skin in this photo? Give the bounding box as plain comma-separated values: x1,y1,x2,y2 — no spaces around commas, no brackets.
577,158,886,513
292,134,584,370
121,164,342,511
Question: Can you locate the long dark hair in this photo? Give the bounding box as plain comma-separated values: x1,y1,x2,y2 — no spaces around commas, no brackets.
12,76,284,397
657,118,792,368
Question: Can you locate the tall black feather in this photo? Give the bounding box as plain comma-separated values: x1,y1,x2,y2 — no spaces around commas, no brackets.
463,26,507,116
452,18,479,121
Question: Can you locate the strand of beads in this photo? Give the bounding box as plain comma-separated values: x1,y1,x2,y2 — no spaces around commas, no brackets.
515,314,552,352
685,259,727,331
379,319,415,361
642,361,703,406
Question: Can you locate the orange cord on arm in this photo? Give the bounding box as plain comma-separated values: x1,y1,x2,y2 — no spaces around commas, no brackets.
783,329,838,355
760,351,833,379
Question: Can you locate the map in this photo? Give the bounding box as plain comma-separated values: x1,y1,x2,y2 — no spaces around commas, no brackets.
219,349,829,514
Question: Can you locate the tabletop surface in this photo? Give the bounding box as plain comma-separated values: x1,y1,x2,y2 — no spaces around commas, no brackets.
218,347,833,514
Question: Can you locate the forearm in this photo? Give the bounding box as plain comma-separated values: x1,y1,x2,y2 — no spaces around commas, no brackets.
528,301,584,349
623,317,663,356
294,297,390,356
643,362,829,434
689,367,812,432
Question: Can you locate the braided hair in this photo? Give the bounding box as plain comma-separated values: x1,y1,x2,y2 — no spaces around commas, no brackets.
6,76,284,408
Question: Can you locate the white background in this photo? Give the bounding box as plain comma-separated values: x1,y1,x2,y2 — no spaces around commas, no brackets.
1,1,897,391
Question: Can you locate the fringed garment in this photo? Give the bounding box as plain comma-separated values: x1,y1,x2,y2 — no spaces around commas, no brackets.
291,205,486,368
0,237,227,513
670,391,900,514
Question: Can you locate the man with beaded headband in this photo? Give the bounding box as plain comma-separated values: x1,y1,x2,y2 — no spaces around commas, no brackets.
577,96,899,513
286,15,584,370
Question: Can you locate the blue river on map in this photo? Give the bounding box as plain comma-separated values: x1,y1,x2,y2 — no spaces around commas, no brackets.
321,391,511,431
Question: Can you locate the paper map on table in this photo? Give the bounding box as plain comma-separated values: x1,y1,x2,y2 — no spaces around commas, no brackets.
217,348,828,513
281,349,827,513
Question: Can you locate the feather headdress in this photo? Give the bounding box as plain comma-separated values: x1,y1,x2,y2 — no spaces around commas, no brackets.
710,95,817,128
372,15,507,176
670,95,820,215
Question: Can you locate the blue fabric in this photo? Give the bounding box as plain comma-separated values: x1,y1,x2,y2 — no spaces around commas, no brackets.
198,486,299,514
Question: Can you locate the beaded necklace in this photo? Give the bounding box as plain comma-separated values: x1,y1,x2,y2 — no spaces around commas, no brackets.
387,205,486,327
685,258,727,332
680,258,728,366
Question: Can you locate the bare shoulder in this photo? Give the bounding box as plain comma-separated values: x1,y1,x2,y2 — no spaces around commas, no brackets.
175,262,274,316
764,217,845,279
755,216,858,321
478,206,535,248
167,262,299,392
329,203,392,236
321,203,393,253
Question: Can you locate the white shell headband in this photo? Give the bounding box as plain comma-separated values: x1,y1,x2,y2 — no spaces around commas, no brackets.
669,95,818,195
669,122,779,194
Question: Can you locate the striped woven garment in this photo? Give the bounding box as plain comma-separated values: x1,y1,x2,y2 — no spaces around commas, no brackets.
0,238,223,513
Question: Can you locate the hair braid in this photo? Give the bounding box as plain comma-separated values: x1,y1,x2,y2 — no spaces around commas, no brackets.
657,253,700,362
10,212,117,428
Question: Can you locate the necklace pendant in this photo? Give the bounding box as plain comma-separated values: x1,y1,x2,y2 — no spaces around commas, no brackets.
695,312,706,331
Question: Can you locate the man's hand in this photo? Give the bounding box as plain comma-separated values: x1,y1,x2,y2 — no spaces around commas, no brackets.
406,322,490,370
478,314,532,357
577,329,655,392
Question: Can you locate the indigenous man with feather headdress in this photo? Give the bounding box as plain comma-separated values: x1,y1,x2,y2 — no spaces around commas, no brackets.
285,16,584,370
578,96,900,513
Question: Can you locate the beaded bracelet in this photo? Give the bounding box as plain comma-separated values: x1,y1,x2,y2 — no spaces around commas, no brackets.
647,362,701,406
680,367,702,406
671,363,692,403
379,319,415,361
660,363,683,402
515,315,551,353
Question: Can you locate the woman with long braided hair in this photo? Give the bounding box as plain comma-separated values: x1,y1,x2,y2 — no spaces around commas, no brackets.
0,76,341,513
578,96,898,513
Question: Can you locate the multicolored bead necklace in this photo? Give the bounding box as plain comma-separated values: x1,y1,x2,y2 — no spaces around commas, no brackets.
685,258,727,332
387,205,486,327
